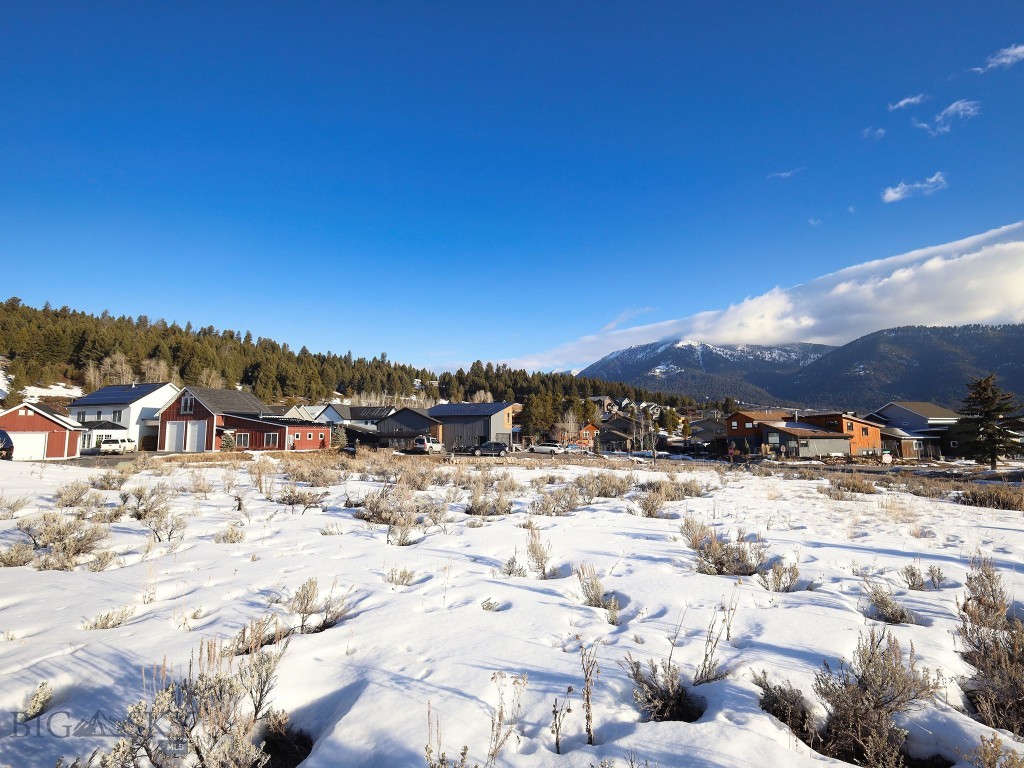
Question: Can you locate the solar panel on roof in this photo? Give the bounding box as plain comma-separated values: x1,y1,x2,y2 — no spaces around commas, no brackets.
71,383,169,406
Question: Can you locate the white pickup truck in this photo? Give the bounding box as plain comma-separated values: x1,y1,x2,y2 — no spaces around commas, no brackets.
99,437,137,455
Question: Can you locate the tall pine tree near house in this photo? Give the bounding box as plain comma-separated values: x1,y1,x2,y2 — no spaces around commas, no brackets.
959,374,1022,470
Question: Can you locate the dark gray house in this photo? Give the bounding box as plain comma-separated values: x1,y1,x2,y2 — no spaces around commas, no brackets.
427,402,517,450
375,408,442,450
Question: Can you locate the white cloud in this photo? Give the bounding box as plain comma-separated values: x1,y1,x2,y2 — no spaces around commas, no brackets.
767,167,804,180
882,171,948,203
601,307,653,333
973,43,1024,73
508,221,1024,370
862,127,886,140
808,218,822,227
914,99,981,135
888,93,927,111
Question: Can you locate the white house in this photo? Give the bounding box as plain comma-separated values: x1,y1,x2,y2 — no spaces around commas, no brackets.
69,382,181,452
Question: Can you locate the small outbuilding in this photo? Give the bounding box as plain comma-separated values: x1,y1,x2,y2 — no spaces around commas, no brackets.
0,402,84,460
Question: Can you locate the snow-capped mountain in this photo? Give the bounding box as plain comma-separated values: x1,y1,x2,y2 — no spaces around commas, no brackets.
579,339,834,404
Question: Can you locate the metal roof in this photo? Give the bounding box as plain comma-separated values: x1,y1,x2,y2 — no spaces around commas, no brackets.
185,387,268,416
428,402,516,418
79,420,128,431
71,382,174,407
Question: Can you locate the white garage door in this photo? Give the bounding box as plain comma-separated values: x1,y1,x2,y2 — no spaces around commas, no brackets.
186,421,207,453
11,432,48,461
165,421,186,452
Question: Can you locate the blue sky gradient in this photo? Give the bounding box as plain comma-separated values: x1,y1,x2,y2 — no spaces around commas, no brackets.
2,3,1022,370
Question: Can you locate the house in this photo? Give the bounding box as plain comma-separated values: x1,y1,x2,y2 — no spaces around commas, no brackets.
0,402,84,460
69,382,180,452
157,386,329,453
589,396,615,415
578,423,600,450
598,414,645,453
426,402,517,450
760,421,853,459
723,410,794,454
263,404,326,421
866,402,961,460
375,408,443,450
316,404,396,430
800,412,883,456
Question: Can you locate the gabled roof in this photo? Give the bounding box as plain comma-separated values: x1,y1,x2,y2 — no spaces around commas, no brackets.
79,420,127,431
731,409,794,422
428,402,516,418
385,407,441,424
880,402,961,420
349,406,395,421
71,382,177,407
178,387,268,416
0,402,83,430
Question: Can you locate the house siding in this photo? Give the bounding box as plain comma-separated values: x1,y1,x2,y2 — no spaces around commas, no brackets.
159,395,216,451
0,407,80,459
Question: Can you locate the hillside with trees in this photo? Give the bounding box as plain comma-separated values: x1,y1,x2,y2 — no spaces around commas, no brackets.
0,297,694,412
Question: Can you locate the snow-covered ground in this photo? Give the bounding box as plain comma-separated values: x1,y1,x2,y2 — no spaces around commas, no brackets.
0,366,82,403
0,455,1022,767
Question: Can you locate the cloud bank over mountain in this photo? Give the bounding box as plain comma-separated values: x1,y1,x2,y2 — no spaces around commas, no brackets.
513,221,1024,371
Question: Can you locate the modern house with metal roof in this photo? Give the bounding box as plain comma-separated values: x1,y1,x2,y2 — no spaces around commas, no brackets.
426,402,518,450
865,401,962,459
69,382,180,452
375,407,443,450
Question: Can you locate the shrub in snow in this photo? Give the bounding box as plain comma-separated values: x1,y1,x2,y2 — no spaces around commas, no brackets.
0,490,30,519
756,561,800,593
89,468,130,491
634,478,706,501
214,524,246,544
619,652,705,723
632,490,666,518
863,579,915,624
21,681,53,722
501,552,527,578
679,516,712,549
752,670,818,748
960,733,1024,768
386,567,415,586
0,541,34,567
526,528,552,579
86,549,119,572
899,564,926,591
288,577,350,634
958,556,1024,737
694,529,767,576
813,628,940,768
82,605,135,630
17,512,109,570
53,481,90,509
276,484,330,515
530,485,580,517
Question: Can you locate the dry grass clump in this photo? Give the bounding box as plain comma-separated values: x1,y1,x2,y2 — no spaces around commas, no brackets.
957,484,1024,512
21,681,54,722
82,604,136,630
288,577,350,634
576,562,621,623
53,481,91,509
751,670,818,747
162,451,253,465
0,491,31,520
877,474,954,499
694,530,767,576
90,468,131,491
633,491,666,518
529,485,580,516
16,512,110,570
679,516,712,549
619,653,705,723
281,454,343,487
960,733,1024,768
276,484,330,514
124,484,187,543
831,474,879,495
464,484,513,517
634,478,707,501
957,554,1024,737
813,628,940,768
756,561,801,592
214,524,246,544
87,550,120,572
386,567,415,586
862,579,915,624
573,471,632,502
0,541,35,567
398,462,443,492
526,528,556,579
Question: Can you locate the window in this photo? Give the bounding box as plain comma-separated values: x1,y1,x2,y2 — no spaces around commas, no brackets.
744,422,753,429
112,409,123,423
294,432,301,440
799,440,809,448
319,433,325,440
846,421,853,432
731,421,738,429
236,433,250,448
912,441,922,450
96,410,102,421
18,408,27,416
181,393,194,415
862,427,869,436
77,411,86,423
264,433,278,448
307,432,313,440
950,440,959,448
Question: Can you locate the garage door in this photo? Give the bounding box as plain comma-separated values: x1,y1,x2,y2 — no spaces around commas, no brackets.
165,421,186,452
186,421,207,453
11,432,47,461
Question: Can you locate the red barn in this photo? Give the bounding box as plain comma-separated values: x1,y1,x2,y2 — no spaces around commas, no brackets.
158,386,329,453
0,402,83,460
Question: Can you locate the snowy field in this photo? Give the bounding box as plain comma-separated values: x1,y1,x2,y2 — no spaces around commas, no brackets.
0,453,1022,767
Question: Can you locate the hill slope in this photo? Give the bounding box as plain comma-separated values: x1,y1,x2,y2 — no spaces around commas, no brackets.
578,325,1024,411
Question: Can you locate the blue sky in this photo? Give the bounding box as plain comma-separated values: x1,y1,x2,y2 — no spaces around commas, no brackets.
2,3,1022,371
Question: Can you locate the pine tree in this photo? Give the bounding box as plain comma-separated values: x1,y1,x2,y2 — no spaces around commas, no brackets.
959,374,1022,470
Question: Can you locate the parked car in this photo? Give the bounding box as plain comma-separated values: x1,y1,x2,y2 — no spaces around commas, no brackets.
563,444,584,454
99,437,137,455
412,435,445,454
470,441,510,457
529,442,565,455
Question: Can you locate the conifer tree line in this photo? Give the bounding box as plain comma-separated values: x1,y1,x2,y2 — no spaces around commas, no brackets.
0,298,698,411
